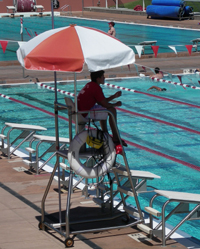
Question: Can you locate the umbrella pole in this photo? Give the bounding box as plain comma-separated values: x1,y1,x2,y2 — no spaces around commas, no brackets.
54,71,63,234
74,72,78,134
51,0,55,29
51,0,62,233
54,71,59,147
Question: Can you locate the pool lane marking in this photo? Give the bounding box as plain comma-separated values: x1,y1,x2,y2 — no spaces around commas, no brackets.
116,107,200,135
1,92,200,171
126,140,200,172
103,82,200,109
37,82,200,109
0,93,69,122
151,77,200,90
35,83,200,135
35,82,75,97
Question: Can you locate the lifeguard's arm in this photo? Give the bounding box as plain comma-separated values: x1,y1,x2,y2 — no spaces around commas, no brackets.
99,97,122,109
105,91,122,103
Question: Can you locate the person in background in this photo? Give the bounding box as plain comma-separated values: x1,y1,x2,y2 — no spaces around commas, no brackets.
150,67,163,79
148,86,167,91
108,22,116,37
78,70,127,147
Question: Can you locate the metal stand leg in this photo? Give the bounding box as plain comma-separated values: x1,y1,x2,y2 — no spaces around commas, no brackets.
41,160,59,228
65,168,73,238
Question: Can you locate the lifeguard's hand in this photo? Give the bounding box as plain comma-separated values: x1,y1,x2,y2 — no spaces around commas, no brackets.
114,91,122,98
116,101,122,107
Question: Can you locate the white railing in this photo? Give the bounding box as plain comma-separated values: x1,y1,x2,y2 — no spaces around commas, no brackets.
60,4,72,14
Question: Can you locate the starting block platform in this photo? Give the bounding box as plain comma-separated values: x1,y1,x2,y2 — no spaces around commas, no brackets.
191,38,200,52
23,134,70,174
138,40,157,54
137,189,200,246
6,6,16,13
34,5,44,12
0,122,47,159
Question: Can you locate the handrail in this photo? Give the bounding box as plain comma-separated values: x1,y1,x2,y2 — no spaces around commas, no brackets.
60,4,71,13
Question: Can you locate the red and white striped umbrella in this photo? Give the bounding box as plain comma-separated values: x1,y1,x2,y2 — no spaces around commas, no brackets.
17,25,135,72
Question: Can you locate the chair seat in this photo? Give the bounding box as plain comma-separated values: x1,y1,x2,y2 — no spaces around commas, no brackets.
64,97,107,124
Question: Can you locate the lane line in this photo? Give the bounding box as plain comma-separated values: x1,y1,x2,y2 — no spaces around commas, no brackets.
1,92,199,171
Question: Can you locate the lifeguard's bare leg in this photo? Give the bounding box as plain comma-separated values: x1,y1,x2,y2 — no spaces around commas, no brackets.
108,107,119,142
100,120,108,133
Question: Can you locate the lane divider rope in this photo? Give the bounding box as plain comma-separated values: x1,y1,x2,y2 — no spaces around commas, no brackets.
35,82,75,97
0,93,69,122
151,77,200,90
37,82,200,109
103,82,200,108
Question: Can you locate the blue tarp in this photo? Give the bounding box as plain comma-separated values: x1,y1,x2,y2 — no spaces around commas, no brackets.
146,5,183,18
184,6,193,15
152,0,185,7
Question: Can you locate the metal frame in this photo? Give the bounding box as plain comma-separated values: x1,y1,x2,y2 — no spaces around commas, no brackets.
40,98,145,246
149,192,200,246
25,135,69,174
0,123,46,159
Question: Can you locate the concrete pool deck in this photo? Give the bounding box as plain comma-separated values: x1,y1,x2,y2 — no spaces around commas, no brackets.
0,150,198,249
1,52,200,84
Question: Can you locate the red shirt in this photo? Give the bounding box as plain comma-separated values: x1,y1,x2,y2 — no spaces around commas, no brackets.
78,81,105,117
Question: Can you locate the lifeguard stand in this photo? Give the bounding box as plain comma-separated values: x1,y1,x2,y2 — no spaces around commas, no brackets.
39,96,161,247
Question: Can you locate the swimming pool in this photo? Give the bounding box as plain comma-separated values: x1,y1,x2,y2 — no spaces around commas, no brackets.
0,74,200,240
1,16,200,61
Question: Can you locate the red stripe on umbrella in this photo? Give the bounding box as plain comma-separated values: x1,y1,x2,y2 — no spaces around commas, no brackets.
24,26,84,72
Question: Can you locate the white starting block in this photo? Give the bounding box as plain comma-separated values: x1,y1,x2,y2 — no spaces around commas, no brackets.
34,5,44,12
6,6,16,13
137,190,200,246
0,122,47,159
93,162,161,216
138,40,157,54
24,134,70,174
191,38,200,52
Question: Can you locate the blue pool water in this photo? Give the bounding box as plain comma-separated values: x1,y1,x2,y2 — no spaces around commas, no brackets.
1,16,200,61
0,74,200,240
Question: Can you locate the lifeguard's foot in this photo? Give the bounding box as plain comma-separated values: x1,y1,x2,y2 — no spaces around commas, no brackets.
113,139,128,147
